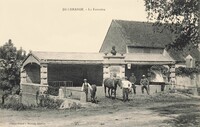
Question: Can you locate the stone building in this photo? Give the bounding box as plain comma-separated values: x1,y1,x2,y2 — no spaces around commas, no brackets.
20,20,200,105
100,20,200,92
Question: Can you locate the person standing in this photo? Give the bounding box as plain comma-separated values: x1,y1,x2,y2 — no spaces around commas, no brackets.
140,75,149,95
129,73,137,94
122,76,132,102
81,79,92,102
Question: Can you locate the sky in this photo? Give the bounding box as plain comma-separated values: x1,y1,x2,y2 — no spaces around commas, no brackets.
0,0,148,53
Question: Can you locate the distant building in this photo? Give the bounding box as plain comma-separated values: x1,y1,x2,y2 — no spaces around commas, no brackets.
167,46,200,68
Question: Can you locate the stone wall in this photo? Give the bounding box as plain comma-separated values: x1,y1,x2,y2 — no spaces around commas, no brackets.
21,83,48,105
176,74,200,95
176,74,200,88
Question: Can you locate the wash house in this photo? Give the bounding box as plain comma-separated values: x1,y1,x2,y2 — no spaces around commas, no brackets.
20,52,175,105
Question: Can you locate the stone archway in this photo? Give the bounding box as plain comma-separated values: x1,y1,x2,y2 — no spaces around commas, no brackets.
23,63,40,84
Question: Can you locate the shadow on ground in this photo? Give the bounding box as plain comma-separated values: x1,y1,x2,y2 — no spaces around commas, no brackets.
149,103,200,127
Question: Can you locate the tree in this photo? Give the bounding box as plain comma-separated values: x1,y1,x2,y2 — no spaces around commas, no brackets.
144,0,199,50
0,39,26,90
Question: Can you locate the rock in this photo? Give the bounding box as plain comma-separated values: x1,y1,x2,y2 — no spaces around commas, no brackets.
59,99,82,109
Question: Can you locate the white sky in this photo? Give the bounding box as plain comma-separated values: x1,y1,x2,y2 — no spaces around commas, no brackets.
0,0,148,53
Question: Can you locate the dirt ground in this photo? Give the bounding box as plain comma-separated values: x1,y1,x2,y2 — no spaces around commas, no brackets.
0,92,200,127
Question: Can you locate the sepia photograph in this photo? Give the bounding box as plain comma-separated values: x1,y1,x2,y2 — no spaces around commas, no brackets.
0,0,200,127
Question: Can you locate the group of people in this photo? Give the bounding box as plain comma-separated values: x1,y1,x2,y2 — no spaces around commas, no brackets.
121,73,149,102
81,73,150,103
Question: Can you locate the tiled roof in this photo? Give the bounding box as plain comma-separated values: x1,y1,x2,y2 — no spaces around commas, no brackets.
100,19,200,62
31,51,104,61
100,20,176,54
125,53,174,62
22,51,175,66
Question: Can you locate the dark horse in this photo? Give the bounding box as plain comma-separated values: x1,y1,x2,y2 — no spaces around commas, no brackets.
104,78,122,99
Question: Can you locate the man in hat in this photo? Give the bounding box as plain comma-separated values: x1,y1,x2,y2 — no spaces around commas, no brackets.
81,79,92,102
140,75,149,95
121,76,132,102
129,73,137,94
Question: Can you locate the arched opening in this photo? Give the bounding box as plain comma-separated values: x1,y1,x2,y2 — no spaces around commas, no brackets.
24,63,40,84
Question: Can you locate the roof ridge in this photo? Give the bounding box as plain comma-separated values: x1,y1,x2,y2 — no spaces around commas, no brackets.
114,19,154,25
99,20,113,52
32,51,103,54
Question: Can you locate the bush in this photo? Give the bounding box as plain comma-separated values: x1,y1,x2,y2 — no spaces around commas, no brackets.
175,67,200,76
0,94,33,111
39,96,64,109
1,102,32,111
47,87,59,96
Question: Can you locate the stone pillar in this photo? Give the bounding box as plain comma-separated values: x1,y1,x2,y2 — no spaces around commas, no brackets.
147,68,151,93
191,73,198,96
169,64,176,89
40,63,48,93
121,65,125,78
59,88,64,99
80,92,86,103
103,65,109,86
40,63,48,85
147,68,151,81
20,67,26,84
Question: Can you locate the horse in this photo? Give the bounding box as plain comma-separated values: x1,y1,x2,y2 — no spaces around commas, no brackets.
90,84,97,103
104,78,122,99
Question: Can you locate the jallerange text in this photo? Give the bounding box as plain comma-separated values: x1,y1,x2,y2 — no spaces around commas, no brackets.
62,8,106,11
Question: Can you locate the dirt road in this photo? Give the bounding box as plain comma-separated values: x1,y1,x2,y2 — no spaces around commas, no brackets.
0,106,169,127
0,93,200,127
